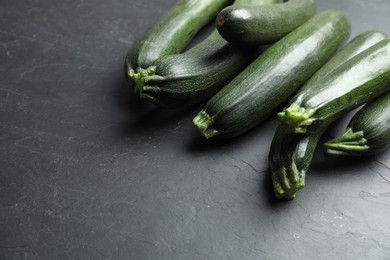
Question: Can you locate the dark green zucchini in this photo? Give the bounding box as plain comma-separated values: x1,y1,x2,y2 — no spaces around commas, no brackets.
270,31,387,200
125,0,232,88
193,10,351,139
216,0,316,45
270,128,325,200
324,91,390,156
307,31,388,82
129,0,277,108
278,38,390,135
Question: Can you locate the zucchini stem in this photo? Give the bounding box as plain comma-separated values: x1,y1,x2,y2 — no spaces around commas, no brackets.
193,110,219,139
127,66,157,100
277,103,315,134
324,128,369,156
272,160,305,200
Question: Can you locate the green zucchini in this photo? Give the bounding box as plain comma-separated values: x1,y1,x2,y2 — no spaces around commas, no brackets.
130,0,277,108
278,38,390,135
125,0,232,89
216,0,316,45
270,31,387,200
270,128,326,200
324,91,390,156
193,10,351,139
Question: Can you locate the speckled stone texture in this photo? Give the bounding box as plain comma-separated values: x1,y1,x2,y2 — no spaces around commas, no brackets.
1,0,390,259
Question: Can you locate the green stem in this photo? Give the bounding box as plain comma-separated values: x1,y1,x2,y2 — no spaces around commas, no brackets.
193,110,219,139
127,66,157,97
324,128,369,156
272,160,305,200
277,103,316,134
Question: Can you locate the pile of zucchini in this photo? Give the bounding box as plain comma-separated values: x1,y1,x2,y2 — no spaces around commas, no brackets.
125,0,390,200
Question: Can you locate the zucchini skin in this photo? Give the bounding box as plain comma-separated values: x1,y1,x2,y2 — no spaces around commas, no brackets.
125,0,232,72
324,91,390,156
128,0,277,107
270,31,387,200
278,38,390,135
135,31,255,107
216,0,317,45
193,10,351,139
309,31,388,81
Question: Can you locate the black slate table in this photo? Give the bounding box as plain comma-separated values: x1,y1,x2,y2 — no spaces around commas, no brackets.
1,0,390,259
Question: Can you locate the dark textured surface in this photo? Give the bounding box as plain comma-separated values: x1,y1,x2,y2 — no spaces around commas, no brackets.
1,0,390,259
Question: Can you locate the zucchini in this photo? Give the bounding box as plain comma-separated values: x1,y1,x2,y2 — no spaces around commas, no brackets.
193,10,351,139
216,0,316,45
270,31,387,200
324,91,390,156
270,128,326,200
130,0,277,107
125,0,232,89
278,38,390,135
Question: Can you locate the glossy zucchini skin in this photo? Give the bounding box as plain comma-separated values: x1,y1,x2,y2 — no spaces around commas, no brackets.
125,0,232,72
128,0,277,107
278,38,390,135
131,0,277,107
324,91,390,156
216,0,317,45
270,31,387,200
309,31,388,81
134,31,255,107
193,10,351,139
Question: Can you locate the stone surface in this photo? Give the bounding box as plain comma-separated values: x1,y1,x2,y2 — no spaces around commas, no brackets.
1,0,390,259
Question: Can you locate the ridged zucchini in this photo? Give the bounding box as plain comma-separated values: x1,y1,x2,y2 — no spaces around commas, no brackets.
129,0,277,108
278,38,390,135
270,31,387,200
270,128,326,200
216,0,317,45
193,10,351,139
125,0,232,87
324,91,390,156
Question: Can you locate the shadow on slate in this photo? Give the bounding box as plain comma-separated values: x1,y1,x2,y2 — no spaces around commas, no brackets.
111,72,199,137
314,151,382,174
111,71,151,113
185,116,287,206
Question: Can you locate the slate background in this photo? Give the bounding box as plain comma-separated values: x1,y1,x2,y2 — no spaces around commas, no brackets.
1,0,390,259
